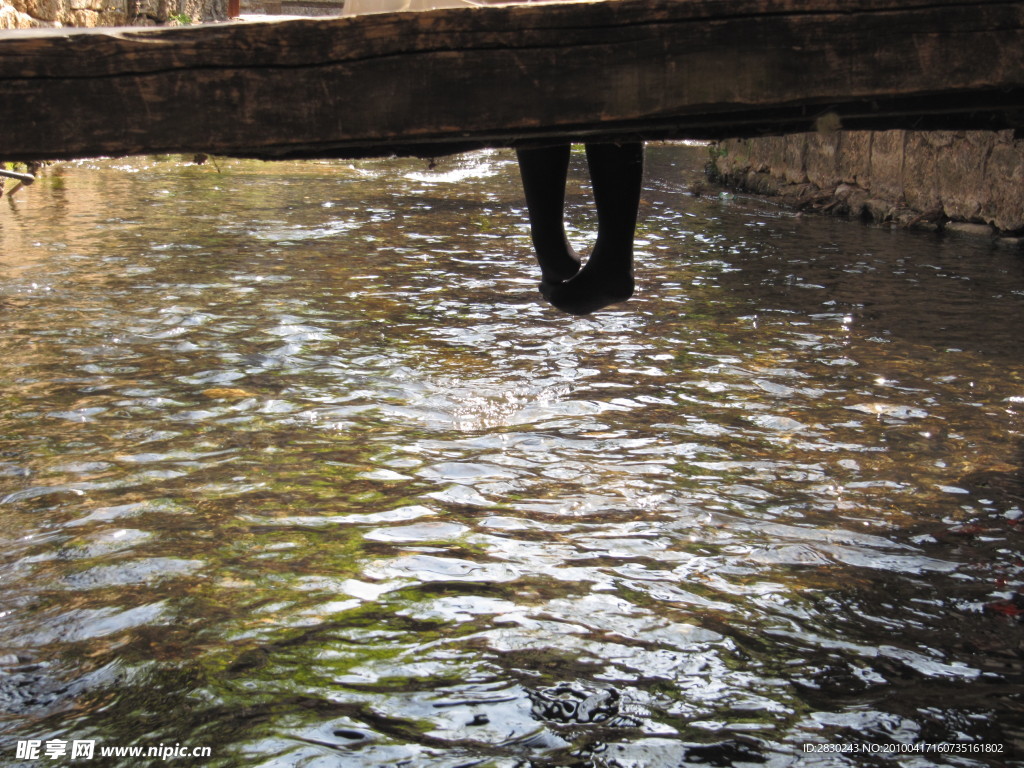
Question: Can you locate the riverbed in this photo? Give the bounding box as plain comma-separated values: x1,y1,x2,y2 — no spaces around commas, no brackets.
1,145,1022,766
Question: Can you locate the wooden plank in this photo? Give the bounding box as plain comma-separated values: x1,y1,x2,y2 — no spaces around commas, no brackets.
1,0,1023,162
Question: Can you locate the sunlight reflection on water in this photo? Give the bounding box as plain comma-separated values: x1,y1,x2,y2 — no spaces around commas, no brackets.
1,146,1023,766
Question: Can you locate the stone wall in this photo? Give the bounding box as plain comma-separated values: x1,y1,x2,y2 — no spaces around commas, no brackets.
1,0,224,28
710,130,1024,236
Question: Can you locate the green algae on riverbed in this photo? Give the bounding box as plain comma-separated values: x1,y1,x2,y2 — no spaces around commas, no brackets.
1,146,1022,766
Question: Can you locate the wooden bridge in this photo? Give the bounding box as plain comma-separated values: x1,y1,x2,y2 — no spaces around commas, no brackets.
1,0,1023,163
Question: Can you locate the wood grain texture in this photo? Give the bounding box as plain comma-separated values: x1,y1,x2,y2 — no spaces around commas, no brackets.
2,0,1023,161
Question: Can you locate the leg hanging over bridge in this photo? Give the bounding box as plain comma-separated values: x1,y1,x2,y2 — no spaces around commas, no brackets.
517,142,644,315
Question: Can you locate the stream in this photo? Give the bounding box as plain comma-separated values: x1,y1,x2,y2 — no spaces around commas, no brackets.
1,144,1022,766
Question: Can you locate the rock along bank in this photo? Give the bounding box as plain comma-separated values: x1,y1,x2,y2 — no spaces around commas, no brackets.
709,130,1024,244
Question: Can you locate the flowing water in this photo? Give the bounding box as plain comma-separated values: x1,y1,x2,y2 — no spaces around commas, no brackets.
1,145,1022,767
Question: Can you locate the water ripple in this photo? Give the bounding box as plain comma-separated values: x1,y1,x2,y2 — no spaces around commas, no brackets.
1,148,1022,765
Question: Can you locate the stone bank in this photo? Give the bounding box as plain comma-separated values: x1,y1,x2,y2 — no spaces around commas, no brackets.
1,0,223,28
710,130,1024,238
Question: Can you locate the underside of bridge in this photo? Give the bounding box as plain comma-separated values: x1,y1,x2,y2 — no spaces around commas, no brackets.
1,0,1023,162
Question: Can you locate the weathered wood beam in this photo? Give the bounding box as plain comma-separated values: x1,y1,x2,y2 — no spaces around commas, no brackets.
2,0,1023,162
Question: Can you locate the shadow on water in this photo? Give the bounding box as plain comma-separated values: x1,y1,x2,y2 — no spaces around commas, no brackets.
0,145,1023,766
